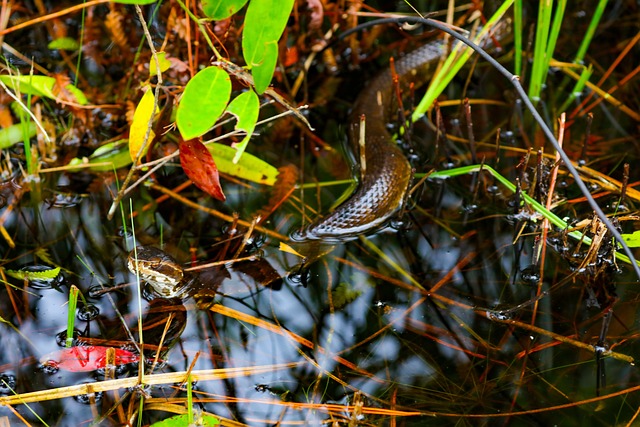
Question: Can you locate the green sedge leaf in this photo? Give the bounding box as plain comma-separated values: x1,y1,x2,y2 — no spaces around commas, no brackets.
0,75,88,105
622,230,640,248
176,67,231,140
242,0,295,94
149,51,172,76
129,88,158,163
0,122,37,149
208,143,277,185
65,85,88,105
225,90,259,163
68,140,132,172
412,2,512,122
48,37,80,51
202,0,249,20
6,266,61,281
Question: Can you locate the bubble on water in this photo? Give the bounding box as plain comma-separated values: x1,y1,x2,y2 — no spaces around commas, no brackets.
94,361,131,379
500,130,515,144
255,384,269,393
0,374,17,394
73,388,103,404
486,185,501,196
47,192,84,208
144,357,166,370
55,329,82,347
488,311,511,321
40,361,60,375
520,265,540,286
245,232,266,249
286,269,310,288
77,304,100,322
389,218,406,231
441,161,457,169
117,226,133,238
593,344,609,354
461,204,478,214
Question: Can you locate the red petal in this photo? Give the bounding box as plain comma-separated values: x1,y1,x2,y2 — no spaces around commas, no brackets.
179,138,226,201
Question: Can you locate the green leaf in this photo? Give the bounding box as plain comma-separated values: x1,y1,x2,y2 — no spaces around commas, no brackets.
242,0,295,94
208,142,277,185
6,266,61,281
0,122,37,149
250,41,278,95
150,413,220,427
177,67,231,140
225,90,260,163
622,230,640,248
0,75,88,105
202,0,249,20
149,51,172,76
48,37,80,51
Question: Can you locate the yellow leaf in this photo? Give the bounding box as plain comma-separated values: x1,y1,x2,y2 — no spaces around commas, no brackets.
279,242,304,258
129,88,158,163
149,51,172,76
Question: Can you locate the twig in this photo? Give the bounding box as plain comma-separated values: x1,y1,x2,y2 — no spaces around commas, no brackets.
106,5,163,220
149,182,288,241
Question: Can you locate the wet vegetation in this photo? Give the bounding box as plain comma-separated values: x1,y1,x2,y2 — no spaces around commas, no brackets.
1,0,640,425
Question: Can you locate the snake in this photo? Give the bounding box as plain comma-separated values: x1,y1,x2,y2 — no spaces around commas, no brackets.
292,19,510,243
127,245,283,298
127,246,193,299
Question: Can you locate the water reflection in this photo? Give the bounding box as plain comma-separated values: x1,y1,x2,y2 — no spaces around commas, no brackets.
1,2,640,426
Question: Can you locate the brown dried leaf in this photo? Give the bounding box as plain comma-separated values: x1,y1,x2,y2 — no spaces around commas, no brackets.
105,6,127,51
51,73,76,104
0,105,14,129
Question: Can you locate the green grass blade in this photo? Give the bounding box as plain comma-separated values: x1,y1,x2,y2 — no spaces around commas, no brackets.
514,0,523,75
558,64,592,113
546,0,566,68
412,0,513,123
66,285,79,348
574,0,609,63
428,164,638,268
528,0,553,101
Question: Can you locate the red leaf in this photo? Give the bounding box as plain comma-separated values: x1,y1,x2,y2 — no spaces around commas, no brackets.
179,138,226,201
40,346,140,372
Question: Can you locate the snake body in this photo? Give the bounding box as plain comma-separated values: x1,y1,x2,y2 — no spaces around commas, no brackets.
292,20,511,243
292,38,446,242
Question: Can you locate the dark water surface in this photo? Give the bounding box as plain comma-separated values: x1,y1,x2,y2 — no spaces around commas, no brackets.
1,1,640,426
